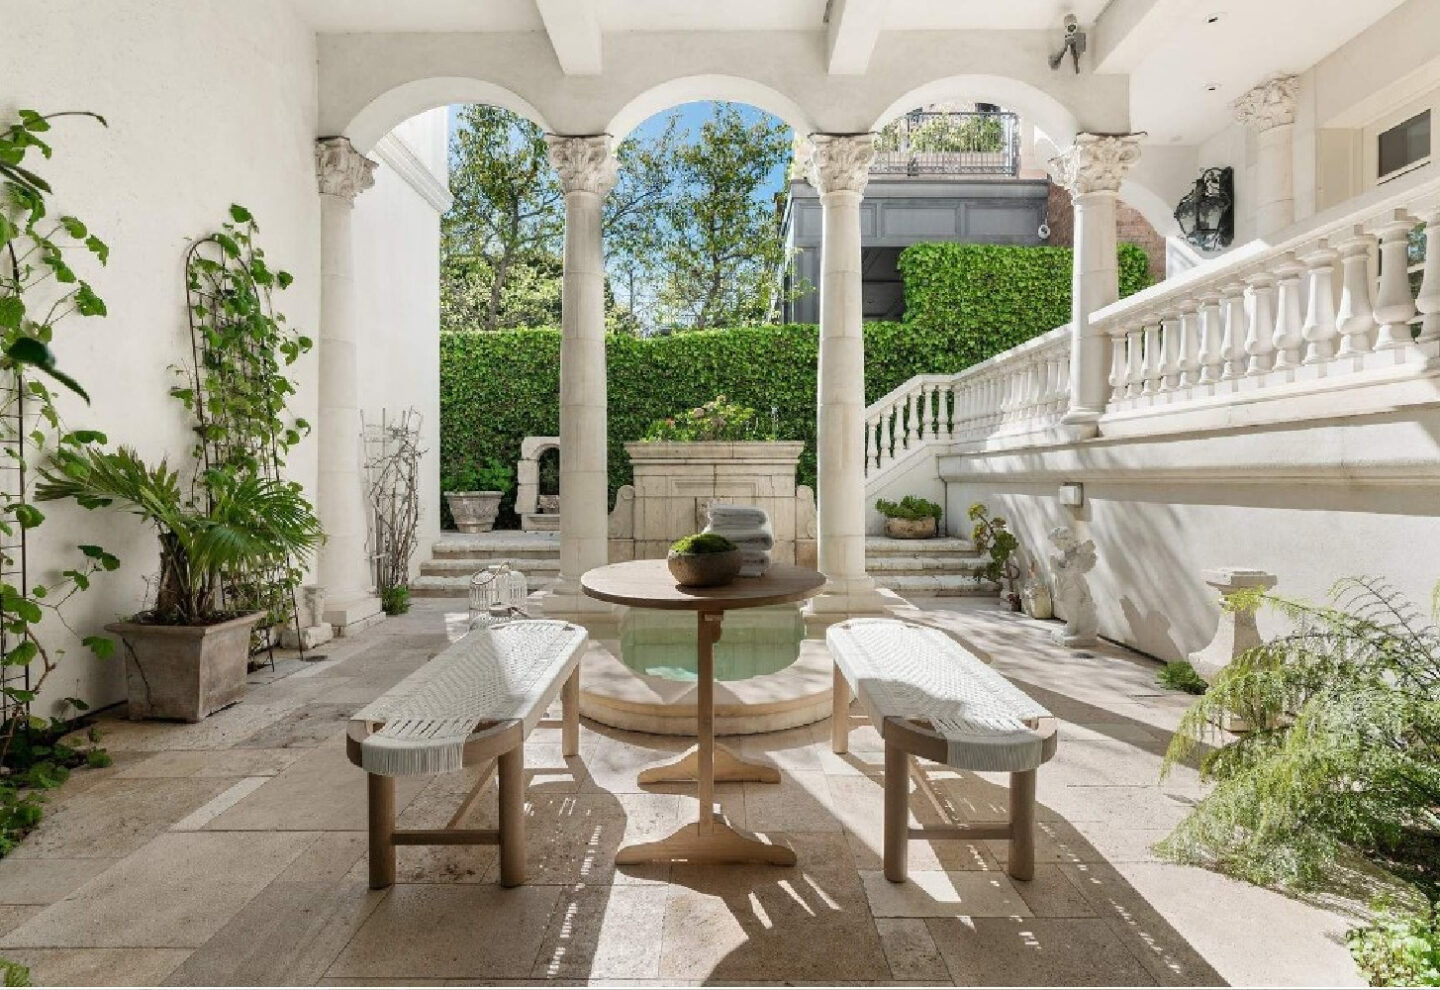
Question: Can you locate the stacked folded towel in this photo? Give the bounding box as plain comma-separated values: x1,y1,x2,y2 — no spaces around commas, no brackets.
705,503,774,577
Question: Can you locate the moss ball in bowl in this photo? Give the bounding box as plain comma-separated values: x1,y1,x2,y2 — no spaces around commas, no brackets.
667,533,742,588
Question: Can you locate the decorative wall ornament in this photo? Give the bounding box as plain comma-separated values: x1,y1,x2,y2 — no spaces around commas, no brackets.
1049,526,1099,647
804,133,876,197
314,137,377,201
1232,75,1299,131
545,134,618,197
1174,166,1235,252
1048,132,1143,196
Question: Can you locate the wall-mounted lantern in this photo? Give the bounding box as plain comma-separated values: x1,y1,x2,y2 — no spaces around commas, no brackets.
1174,166,1234,252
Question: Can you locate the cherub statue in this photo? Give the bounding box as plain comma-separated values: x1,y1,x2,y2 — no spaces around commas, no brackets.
1049,526,1098,647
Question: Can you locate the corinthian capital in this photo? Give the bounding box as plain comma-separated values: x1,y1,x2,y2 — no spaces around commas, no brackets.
1233,76,1298,131
314,137,377,202
1049,133,1143,196
546,135,617,197
803,134,875,197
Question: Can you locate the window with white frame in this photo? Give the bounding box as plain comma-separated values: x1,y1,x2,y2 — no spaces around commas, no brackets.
1377,110,1431,181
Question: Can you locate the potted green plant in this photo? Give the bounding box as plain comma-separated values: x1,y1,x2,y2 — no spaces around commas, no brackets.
875,495,943,539
36,447,323,721
667,532,741,588
443,457,514,533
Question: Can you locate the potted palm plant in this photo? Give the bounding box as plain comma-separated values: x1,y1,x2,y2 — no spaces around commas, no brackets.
36,446,323,721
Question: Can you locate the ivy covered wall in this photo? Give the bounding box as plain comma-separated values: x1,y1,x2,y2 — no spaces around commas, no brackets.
440,243,1151,521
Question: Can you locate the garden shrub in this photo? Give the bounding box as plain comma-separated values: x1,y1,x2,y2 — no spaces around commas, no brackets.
898,242,1151,369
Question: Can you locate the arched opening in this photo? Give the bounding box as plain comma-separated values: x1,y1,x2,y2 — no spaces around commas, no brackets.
342,77,549,154
605,74,815,147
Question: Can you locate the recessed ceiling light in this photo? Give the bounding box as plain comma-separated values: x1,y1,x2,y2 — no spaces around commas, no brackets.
1205,83,1220,93
1206,13,1222,24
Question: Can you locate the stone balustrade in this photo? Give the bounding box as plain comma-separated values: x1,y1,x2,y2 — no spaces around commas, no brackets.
863,325,1072,480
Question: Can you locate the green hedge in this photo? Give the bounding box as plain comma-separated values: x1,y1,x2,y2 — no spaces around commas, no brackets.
898,242,1152,368
442,242,1150,520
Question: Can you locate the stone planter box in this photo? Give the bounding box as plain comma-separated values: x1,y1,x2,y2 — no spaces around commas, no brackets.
105,611,265,721
445,491,502,533
611,441,815,565
883,516,937,539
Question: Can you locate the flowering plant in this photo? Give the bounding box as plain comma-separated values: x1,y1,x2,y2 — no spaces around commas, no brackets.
641,395,763,442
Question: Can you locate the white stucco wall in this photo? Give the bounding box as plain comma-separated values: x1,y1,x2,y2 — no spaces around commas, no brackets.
1,0,324,715
351,109,448,578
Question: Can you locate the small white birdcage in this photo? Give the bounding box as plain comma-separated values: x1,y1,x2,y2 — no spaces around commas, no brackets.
469,563,529,616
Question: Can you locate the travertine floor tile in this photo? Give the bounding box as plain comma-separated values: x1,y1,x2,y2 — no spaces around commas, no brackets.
861,870,1031,919
0,857,115,904
926,916,1158,986
531,884,668,979
114,747,302,779
876,917,950,981
0,947,191,987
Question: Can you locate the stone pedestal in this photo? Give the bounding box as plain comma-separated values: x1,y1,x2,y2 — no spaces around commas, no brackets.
280,585,335,651
1188,567,1277,682
314,138,383,633
1050,133,1142,429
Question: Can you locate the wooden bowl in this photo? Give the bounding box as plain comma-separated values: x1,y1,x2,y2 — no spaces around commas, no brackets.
666,548,743,588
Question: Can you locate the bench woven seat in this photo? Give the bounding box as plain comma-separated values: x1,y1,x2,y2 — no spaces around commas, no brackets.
827,617,1058,883
347,619,587,888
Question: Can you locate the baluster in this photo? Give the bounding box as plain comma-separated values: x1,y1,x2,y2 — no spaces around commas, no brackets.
930,383,940,437
1374,211,1417,351
1300,240,1339,365
1142,319,1162,394
1414,208,1440,346
1049,354,1067,414
1271,254,1305,369
1336,227,1376,356
902,389,917,448
1219,282,1246,379
1245,273,1276,374
1057,352,1071,412
863,417,873,473
1124,326,1144,397
1198,294,1223,384
1108,329,1128,403
1177,301,1201,387
1159,310,1182,392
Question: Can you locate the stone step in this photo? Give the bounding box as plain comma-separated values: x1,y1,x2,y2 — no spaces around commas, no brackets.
865,536,978,556
410,574,560,599
866,554,987,575
431,532,560,560
870,573,999,597
419,557,562,577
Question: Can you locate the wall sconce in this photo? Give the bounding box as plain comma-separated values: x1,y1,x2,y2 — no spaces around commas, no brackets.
1174,166,1234,252
1059,482,1084,507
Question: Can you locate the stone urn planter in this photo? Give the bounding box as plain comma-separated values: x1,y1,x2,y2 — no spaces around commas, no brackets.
445,491,502,533
667,548,743,588
884,516,937,539
105,611,265,722
537,494,560,514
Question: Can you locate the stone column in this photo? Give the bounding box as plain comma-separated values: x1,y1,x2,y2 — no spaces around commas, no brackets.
314,137,382,633
1233,76,1298,239
544,136,617,617
1050,133,1143,428
804,135,886,616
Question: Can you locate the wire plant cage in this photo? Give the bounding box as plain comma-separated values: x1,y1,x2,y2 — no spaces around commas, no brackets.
362,408,424,600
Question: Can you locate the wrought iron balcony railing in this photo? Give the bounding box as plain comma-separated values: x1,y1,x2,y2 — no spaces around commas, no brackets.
870,110,1021,177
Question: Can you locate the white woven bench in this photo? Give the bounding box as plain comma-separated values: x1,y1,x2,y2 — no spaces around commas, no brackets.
345,619,587,888
827,618,1058,883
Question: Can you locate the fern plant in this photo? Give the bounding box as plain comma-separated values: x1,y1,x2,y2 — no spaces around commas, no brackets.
1159,577,1440,895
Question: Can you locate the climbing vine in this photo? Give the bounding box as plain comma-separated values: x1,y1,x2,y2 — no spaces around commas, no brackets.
0,109,118,854
171,205,313,640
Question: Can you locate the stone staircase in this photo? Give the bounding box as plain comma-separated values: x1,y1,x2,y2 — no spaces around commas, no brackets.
412,531,993,600
411,532,561,598
865,535,996,597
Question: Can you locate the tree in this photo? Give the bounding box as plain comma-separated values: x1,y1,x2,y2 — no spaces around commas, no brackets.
649,104,793,330
604,113,684,330
441,106,563,332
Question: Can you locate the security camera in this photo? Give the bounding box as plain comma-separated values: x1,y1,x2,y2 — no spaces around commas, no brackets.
1049,14,1087,74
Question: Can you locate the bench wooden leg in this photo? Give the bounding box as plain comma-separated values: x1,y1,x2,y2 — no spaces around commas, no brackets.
1008,769,1037,881
883,741,909,883
498,746,526,887
831,665,850,754
561,666,580,758
367,773,396,890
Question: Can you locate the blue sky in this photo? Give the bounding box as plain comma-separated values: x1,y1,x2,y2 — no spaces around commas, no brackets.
447,100,792,198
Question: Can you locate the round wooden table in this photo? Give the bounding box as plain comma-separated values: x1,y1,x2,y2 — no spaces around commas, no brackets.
581,559,826,866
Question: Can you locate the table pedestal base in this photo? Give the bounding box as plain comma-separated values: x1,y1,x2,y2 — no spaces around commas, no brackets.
637,743,780,785
615,813,797,866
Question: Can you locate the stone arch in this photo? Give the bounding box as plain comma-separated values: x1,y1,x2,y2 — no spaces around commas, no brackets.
343,77,550,154
1119,178,1181,239
870,74,1080,147
605,74,816,146
516,436,560,519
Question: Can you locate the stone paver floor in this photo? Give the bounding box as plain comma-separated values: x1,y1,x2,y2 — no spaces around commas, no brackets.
0,597,1365,986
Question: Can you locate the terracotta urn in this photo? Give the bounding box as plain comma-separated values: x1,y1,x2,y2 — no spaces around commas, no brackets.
666,548,742,588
